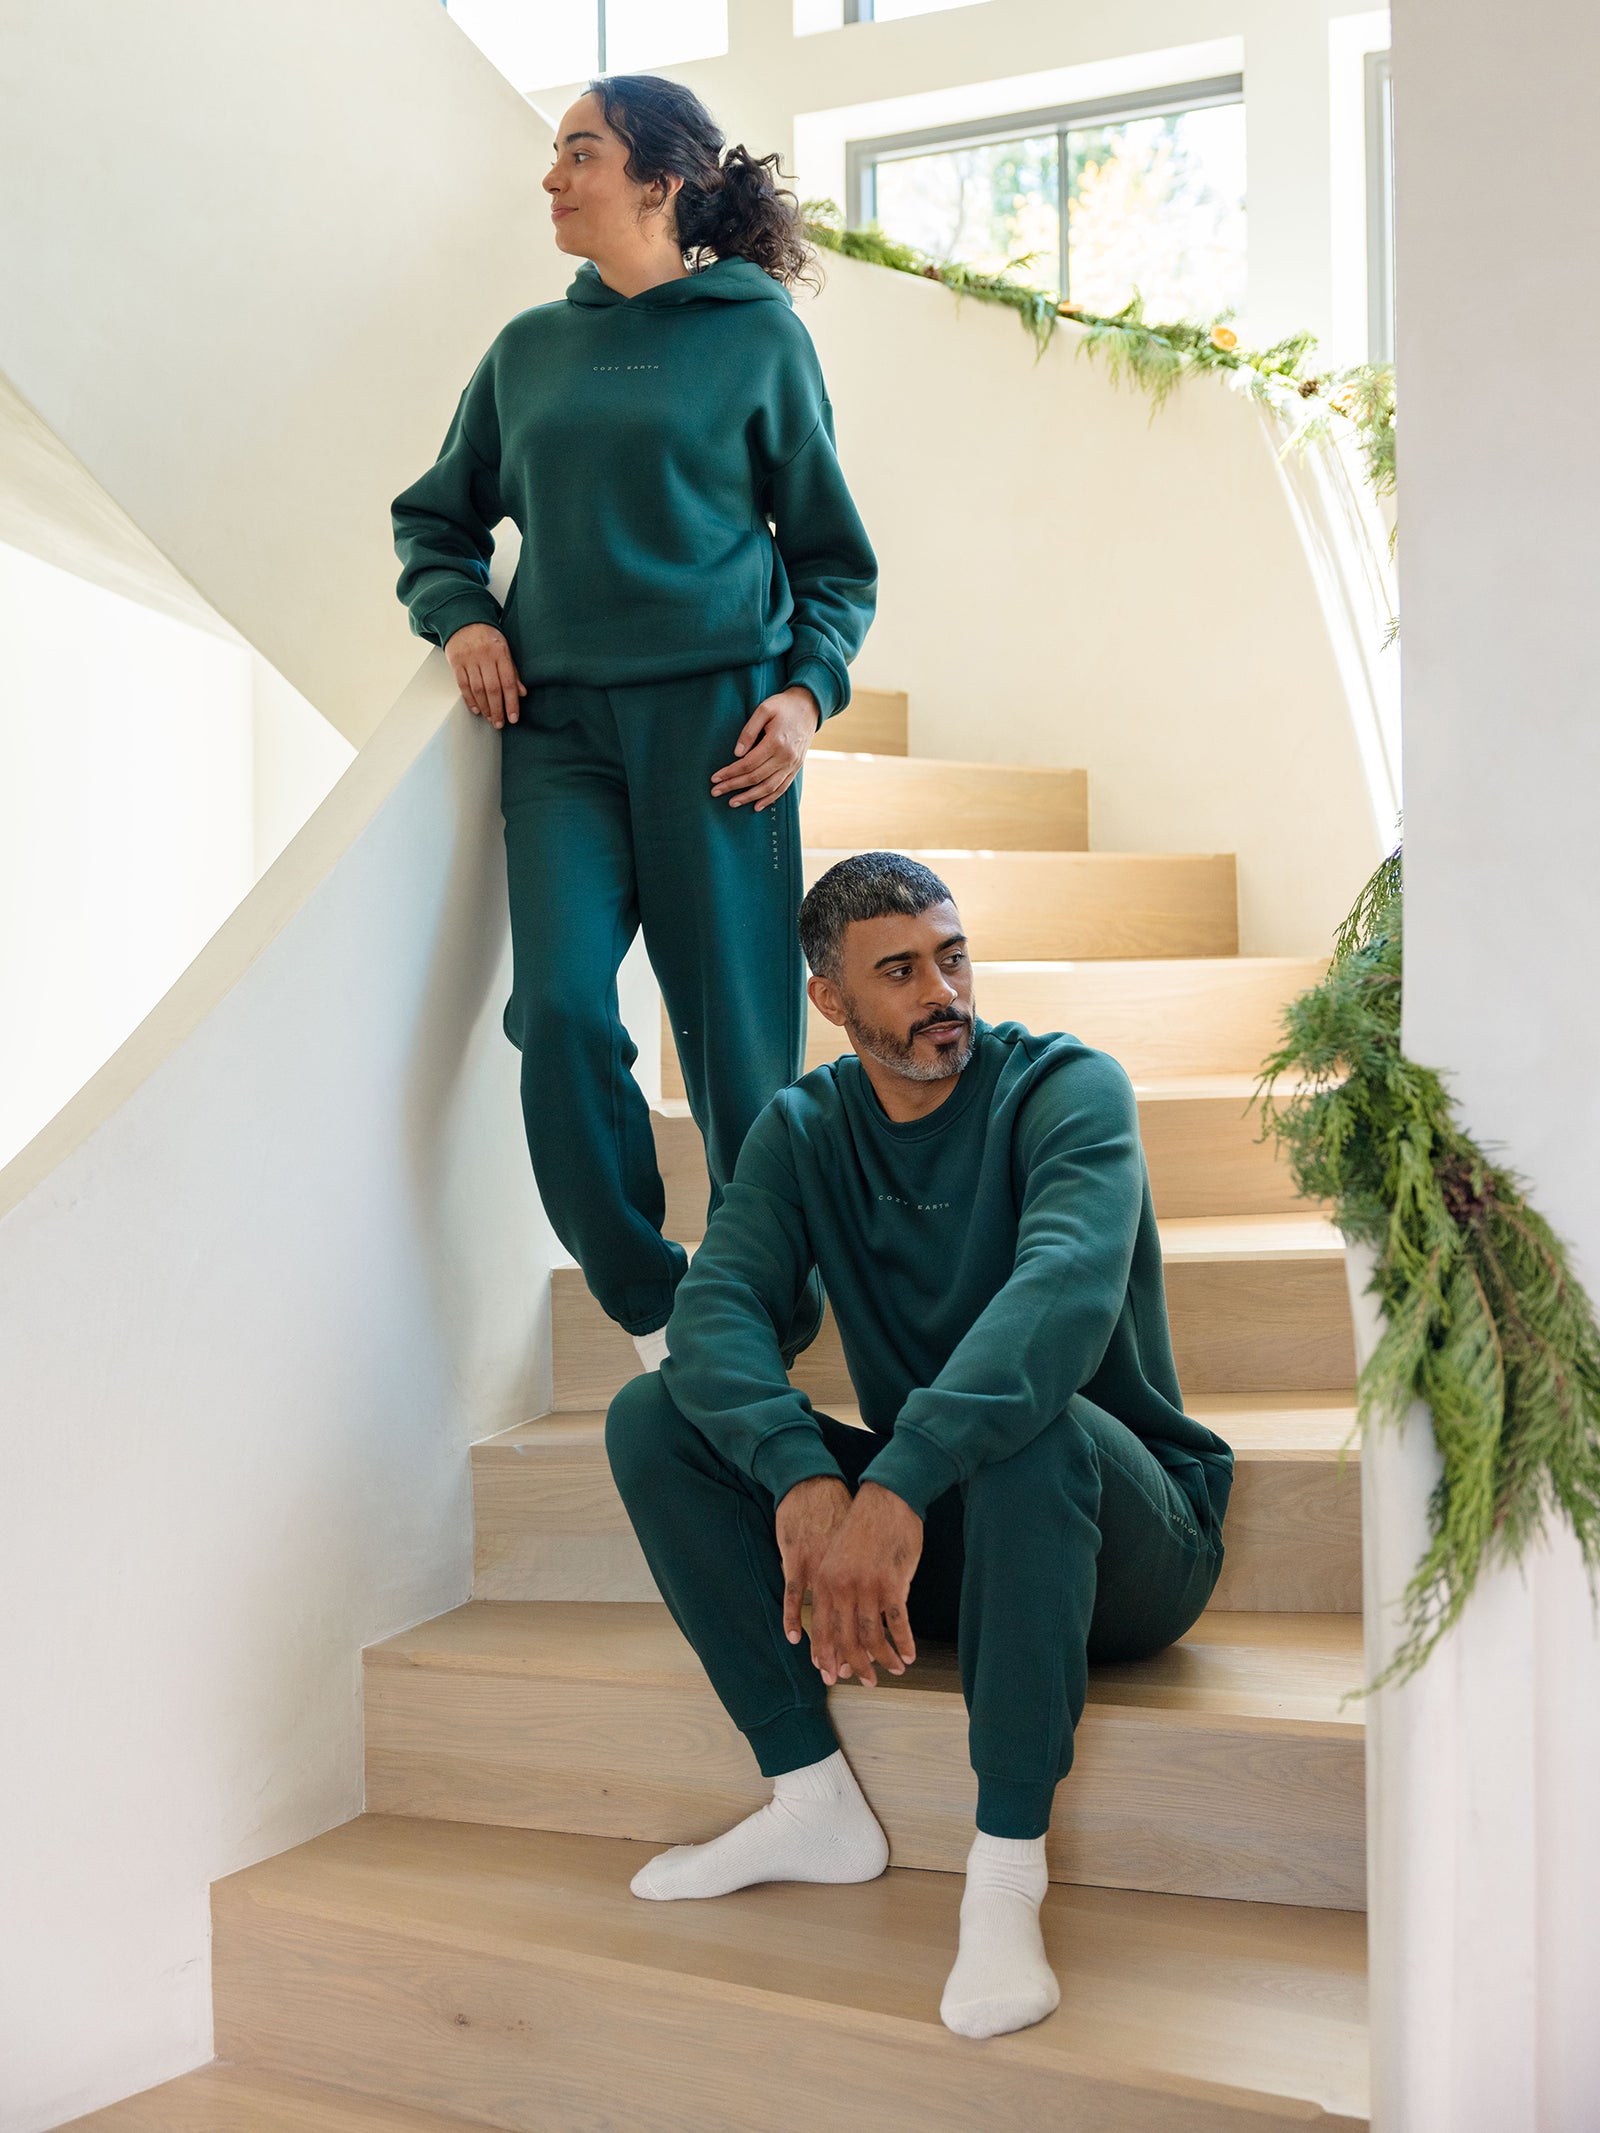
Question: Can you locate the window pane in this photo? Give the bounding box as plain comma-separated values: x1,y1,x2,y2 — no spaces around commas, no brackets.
606,0,728,70
445,0,597,89
871,0,985,18
872,135,1059,290
1065,103,1246,319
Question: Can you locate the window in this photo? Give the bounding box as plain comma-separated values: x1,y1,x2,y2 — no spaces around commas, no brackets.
848,77,1247,321
1365,50,1395,362
444,0,727,89
842,0,982,19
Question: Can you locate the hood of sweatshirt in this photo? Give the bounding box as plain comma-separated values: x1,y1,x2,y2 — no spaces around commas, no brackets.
564,255,793,311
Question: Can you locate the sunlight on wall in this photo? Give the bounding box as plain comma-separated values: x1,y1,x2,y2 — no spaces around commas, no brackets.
0,542,351,1167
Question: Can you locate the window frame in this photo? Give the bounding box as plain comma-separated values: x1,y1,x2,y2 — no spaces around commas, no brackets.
845,73,1245,303
1364,48,1395,364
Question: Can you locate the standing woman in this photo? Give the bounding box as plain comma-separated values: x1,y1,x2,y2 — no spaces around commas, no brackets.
391,76,877,1371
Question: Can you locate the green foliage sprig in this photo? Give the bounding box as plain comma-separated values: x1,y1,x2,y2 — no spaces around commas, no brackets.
801,199,1396,511
1255,848,1600,1689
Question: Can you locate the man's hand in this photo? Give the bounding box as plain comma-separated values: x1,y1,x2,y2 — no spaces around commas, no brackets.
710,684,820,812
775,1475,854,1648
809,1483,922,1689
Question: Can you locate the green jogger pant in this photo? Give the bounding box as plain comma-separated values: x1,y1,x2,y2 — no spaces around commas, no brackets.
605,1374,1225,1839
500,655,806,1335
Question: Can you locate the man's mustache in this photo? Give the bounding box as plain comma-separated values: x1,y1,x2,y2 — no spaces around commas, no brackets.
910,1008,973,1037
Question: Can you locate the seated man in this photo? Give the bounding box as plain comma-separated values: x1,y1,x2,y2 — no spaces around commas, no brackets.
605,851,1234,2041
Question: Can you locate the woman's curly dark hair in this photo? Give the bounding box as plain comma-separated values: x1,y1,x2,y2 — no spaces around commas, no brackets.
588,74,822,292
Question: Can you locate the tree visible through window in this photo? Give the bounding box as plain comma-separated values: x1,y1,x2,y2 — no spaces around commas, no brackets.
857,82,1247,322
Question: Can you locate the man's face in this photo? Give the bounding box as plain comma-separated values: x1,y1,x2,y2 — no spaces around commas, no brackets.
810,899,977,1082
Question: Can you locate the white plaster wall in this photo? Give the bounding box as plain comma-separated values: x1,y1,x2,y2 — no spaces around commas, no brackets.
0,0,567,745
0,667,554,2133
0,2,562,2120
251,651,357,874
0,538,352,1171
0,543,254,1165
797,250,1383,953
1374,1,1600,2123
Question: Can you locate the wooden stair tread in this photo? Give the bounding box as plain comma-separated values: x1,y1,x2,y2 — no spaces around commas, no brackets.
1158,1212,1345,1262
212,1816,1368,2124
783,851,1240,962
551,1210,1343,1278
664,956,1331,1091
802,845,1230,861
57,2064,487,2132
478,1394,1360,1463
652,1081,1315,1228
661,1074,1303,1108
809,749,1086,773
366,1600,1363,1736
801,754,1089,851
1189,1392,1360,1455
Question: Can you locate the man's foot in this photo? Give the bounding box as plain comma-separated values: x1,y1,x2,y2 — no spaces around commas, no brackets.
630,1749,888,1901
630,1327,669,1373
940,1832,1060,2039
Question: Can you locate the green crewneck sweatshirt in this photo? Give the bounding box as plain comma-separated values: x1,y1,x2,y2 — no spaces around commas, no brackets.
390,256,878,720
660,1022,1235,1536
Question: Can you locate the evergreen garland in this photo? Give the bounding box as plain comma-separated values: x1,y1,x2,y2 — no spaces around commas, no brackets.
1255,848,1600,1689
801,199,1396,511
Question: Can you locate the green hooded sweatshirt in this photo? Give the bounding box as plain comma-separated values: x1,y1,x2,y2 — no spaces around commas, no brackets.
390,255,878,720
660,1021,1236,1538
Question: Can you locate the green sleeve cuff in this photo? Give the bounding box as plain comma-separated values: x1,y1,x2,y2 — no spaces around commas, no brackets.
785,655,843,724
859,1426,965,1519
751,1424,848,1504
420,588,504,649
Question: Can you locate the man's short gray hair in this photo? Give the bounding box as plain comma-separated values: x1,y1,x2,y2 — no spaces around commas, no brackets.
797,850,955,984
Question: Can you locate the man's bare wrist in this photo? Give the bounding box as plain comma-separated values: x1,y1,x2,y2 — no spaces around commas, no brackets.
780,1473,849,1509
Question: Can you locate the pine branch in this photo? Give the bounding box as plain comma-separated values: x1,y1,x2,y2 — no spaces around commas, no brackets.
1255,844,1600,1690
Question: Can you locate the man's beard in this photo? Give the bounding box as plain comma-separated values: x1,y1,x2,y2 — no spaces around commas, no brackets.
844,1001,976,1083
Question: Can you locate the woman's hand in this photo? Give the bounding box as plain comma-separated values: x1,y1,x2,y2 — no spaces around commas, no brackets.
711,684,821,811
445,622,527,728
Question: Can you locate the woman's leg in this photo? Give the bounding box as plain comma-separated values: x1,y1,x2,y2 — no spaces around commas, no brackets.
501,683,684,1334
615,657,807,1221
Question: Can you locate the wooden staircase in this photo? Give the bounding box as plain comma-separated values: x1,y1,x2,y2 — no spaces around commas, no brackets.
64,687,1369,2131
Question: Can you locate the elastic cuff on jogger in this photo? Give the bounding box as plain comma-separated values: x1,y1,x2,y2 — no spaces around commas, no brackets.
976,1773,1059,1841
746,1702,839,1780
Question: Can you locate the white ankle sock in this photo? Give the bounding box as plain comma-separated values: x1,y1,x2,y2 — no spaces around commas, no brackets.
939,1832,1060,2039
630,1749,888,1902
630,1327,669,1372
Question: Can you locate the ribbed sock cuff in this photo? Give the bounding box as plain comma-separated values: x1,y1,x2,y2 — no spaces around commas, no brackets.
747,1703,839,1780
969,1831,1048,1867
975,1775,1058,1841
772,1749,851,1802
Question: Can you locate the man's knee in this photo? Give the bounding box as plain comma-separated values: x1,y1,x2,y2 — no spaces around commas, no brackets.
967,1398,1099,1508
604,1369,692,1505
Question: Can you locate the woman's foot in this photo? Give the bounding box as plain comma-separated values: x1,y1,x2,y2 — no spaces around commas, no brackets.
630,1749,888,1900
940,1832,1060,2038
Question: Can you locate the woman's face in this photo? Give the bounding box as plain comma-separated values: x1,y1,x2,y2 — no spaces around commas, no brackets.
543,93,680,260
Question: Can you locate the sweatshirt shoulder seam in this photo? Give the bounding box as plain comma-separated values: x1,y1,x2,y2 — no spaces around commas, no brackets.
766,409,825,477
